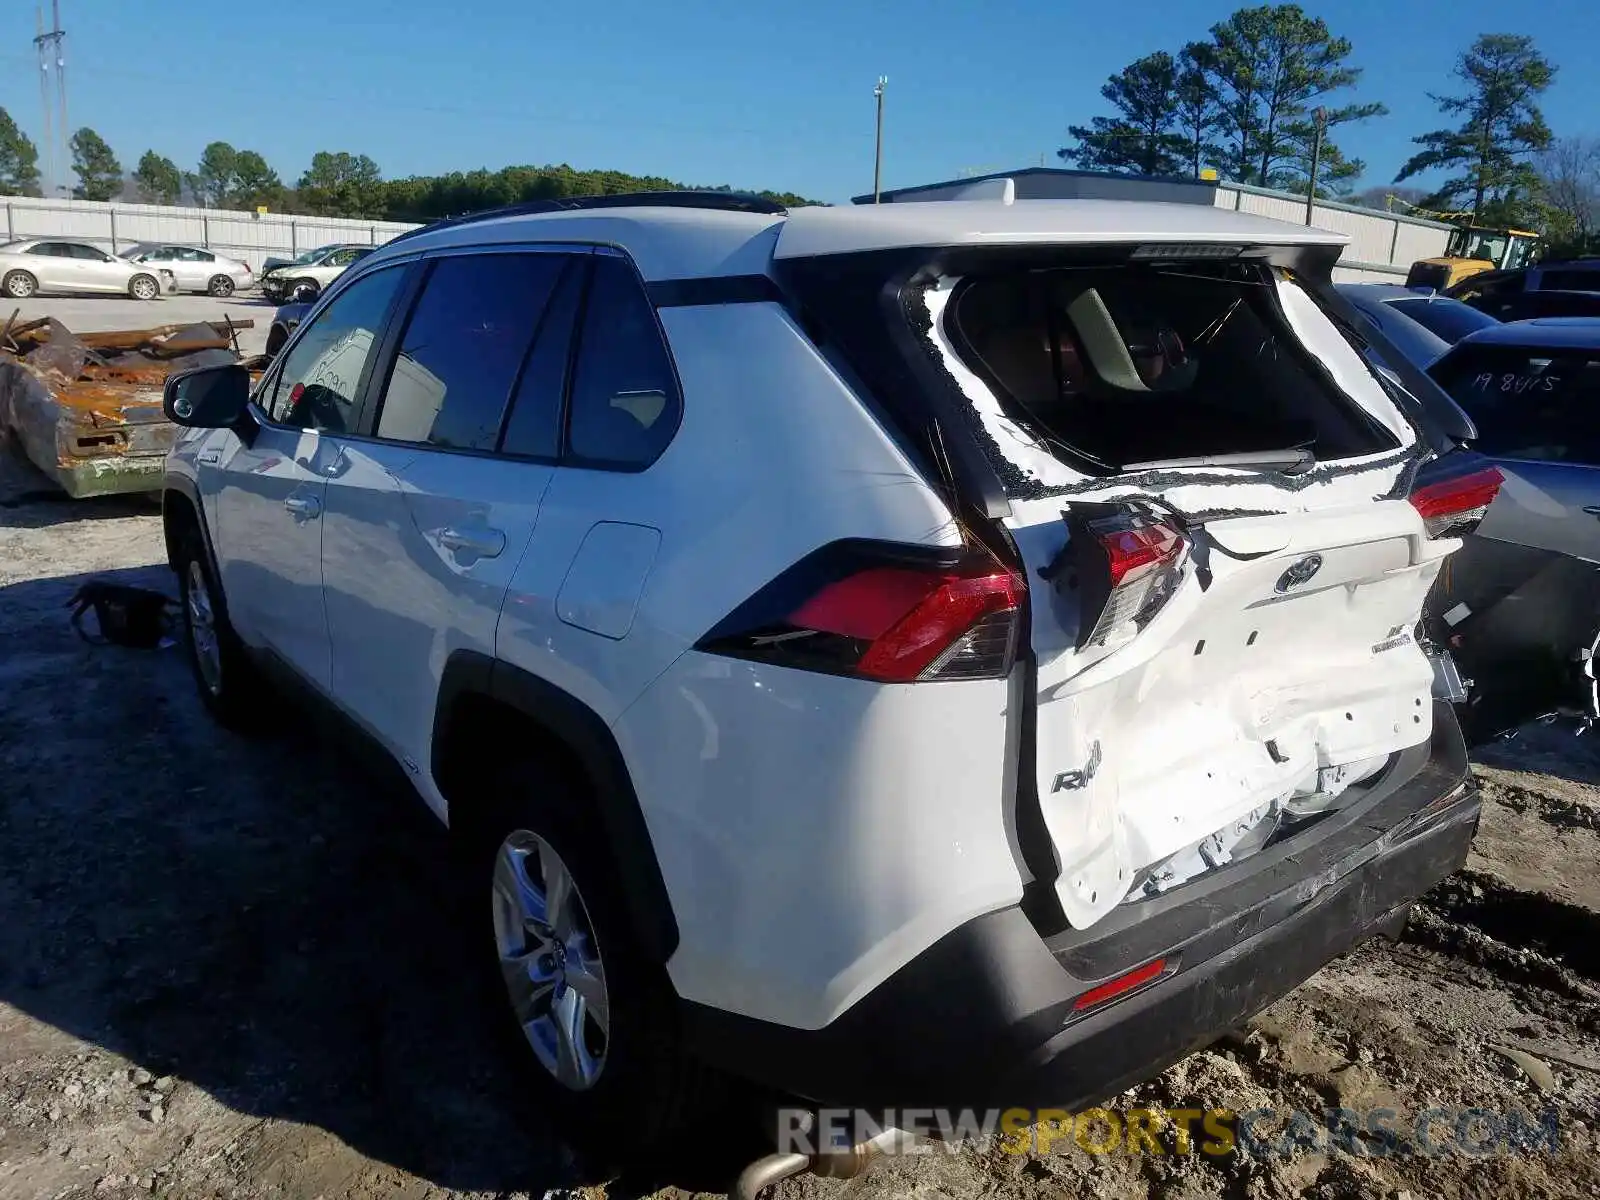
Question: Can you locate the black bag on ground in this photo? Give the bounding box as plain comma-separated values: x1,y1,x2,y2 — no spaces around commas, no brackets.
66,581,174,648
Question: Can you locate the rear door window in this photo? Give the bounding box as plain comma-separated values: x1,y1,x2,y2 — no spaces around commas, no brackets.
565,254,682,470
1539,269,1600,292
949,264,1395,475
1432,345,1600,463
499,256,587,460
372,252,568,452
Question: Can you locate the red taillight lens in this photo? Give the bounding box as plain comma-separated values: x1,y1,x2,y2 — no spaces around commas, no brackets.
1410,465,1503,538
698,544,1024,683
851,570,1020,681
1099,523,1184,586
1061,510,1187,651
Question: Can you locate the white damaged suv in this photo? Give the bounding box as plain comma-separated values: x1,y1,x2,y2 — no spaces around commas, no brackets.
159,191,1491,1161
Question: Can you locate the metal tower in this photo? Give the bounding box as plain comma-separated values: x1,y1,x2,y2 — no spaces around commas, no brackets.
33,1,67,197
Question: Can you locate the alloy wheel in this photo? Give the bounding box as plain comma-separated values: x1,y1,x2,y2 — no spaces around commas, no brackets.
491,829,610,1091
185,560,222,696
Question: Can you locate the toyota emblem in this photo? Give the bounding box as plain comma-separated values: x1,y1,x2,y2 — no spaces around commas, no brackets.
1275,554,1324,593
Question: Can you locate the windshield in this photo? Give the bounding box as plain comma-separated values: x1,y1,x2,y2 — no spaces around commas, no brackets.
1389,297,1500,345
291,245,336,265
1505,238,1538,270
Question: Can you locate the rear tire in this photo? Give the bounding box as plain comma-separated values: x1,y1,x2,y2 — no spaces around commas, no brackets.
4,270,38,299
173,523,265,731
207,274,235,298
265,326,288,356
455,758,714,1177
129,273,160,301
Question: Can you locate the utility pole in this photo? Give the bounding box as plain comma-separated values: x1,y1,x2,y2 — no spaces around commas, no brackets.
872,76,887,204
33,2,68,198
1304,106,1327,226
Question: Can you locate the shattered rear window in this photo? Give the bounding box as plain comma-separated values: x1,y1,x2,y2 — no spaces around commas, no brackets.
945,263,1399,477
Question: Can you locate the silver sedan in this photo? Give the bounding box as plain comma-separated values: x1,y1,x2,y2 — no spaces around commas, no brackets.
0,239,175,300
118,243,255,297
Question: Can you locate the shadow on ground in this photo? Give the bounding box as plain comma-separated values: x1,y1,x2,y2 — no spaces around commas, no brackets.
1473,721,1600,788
0,564,763,1196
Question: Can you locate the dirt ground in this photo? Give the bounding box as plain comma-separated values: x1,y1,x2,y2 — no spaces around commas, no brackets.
3,442,1600,1200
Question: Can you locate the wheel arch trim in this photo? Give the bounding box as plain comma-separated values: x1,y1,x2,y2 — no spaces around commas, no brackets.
162,473,226,613
433,650,681,965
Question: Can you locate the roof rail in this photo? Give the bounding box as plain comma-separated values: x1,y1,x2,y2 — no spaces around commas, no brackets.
386,190,787,245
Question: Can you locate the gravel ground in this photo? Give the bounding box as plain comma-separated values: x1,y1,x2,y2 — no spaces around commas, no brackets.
3,442,1600,1200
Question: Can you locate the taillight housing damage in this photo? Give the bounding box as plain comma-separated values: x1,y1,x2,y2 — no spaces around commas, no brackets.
696,540,1024,682
1410,454,1504,539
1058,503,1188,651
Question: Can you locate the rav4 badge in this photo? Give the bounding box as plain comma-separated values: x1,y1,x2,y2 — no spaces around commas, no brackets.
1052,740,1103,793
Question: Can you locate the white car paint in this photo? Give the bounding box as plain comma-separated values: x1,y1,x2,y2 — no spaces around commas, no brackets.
120,244,253,295
259,245,372,298
0,238,172,297
772,197,1349,260
168,196,1465,1037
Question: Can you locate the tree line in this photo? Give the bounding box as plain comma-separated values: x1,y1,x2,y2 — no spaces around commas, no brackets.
1060,4,1595,254
0,119,817,220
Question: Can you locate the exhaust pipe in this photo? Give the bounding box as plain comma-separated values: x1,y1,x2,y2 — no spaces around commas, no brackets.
732,1126,917,1200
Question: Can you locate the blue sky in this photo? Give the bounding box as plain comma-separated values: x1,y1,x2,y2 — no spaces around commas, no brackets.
0,0,1595,204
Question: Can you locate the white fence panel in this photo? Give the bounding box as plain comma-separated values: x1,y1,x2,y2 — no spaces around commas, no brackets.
0,194,421,266
1214,184,1452,279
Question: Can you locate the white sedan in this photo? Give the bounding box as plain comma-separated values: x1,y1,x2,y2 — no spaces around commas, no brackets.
259,244,374,303
0,239,175,300
119,243,254,297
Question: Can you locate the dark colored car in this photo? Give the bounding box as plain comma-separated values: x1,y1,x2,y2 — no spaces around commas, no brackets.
1446,258,1600,318
1423,318,1600,740
265,298,314,358
1466,289,1600,323
1338,283,1500,367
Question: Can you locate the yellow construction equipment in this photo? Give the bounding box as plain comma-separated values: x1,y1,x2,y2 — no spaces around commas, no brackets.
1405,225,1544,290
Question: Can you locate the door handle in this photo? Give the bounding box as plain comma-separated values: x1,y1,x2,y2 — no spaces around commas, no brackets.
438,526,506,559
283,494,321,519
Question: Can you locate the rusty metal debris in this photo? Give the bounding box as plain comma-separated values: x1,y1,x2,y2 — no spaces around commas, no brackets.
0,317,255,500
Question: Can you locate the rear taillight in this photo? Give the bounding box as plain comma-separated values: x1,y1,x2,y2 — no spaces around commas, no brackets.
1060,507,1187,651
1410,463,1503,538
696,541,1023,683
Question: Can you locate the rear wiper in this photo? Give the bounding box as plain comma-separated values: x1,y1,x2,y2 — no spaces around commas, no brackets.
1121,448,1315,474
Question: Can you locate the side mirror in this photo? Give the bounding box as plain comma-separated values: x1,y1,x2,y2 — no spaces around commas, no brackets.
290,283,318,303
165,363,252,429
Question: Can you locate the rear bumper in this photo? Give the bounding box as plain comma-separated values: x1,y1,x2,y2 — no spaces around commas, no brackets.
683,702,1477,1110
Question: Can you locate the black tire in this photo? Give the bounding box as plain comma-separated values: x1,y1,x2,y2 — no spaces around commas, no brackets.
265,325,288,357
172,522,265,730
455,759,715,1177
208,274,236,298
129,273,161,301
3,269,38,299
